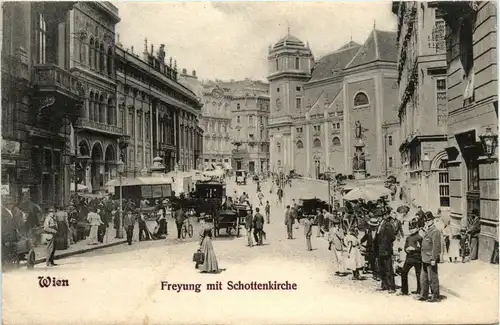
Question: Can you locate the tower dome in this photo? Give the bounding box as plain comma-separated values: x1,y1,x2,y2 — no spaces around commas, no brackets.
273,34,305,49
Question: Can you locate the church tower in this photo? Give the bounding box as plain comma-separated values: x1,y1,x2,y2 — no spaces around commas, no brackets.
267,31,313,173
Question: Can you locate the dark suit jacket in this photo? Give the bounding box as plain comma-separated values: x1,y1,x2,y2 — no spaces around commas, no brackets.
245,212,253,230
360,230,377,254
375,220,395,257
253,213,265,230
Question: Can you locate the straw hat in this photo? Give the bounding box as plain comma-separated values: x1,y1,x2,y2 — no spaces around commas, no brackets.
368,217,380,227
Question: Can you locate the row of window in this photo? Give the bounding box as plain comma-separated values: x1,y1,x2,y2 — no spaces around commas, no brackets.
235,115,268,125
235,102,270,111
276,137,342,152
275,57,301,71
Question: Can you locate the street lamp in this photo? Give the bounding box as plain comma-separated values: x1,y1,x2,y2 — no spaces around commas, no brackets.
479,127,498,159
421,152,431,178
115,158,125,238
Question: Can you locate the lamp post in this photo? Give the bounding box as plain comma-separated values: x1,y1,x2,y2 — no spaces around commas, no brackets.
479,127,498,160
115,158,125,238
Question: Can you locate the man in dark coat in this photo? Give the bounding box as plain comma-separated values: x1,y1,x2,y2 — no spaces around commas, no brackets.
245,209,253,247
174,207,186,239
284,205,294,239
416,206,426,228
123,211,135,245
375,209,396,293
417,211,441,302
361,217,380,279
253,207,265,246
398,218,422,296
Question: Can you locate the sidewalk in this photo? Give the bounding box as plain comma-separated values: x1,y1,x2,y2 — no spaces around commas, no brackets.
33,225,126,264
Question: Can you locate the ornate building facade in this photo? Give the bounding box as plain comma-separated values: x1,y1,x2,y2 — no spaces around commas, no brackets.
115,41,202,177
179,74,233,168
267,30,399,178
432,1,498,262
68,2,121,193
2,2,85,208
392,1,449,213
178,77,270,172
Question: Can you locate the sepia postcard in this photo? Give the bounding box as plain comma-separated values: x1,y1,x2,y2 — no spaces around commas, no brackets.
1,1,499,324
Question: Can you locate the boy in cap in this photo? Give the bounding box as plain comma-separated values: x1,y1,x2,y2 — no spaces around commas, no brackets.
361,217,380,279
398,218,422,296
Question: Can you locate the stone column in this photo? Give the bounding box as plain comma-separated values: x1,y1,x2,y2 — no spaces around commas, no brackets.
104,101,108,125
156,104,160,153
141,109,145,169
150,101,154,166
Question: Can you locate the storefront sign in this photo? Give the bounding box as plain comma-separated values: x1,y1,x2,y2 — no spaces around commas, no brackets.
2,140,21,155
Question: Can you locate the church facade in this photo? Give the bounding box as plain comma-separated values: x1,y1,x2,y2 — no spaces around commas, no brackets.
267,29,399,178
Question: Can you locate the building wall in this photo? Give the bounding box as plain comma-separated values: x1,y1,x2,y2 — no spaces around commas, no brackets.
440,1,498,262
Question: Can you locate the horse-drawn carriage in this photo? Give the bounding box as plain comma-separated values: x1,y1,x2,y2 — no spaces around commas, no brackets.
2,206,38,269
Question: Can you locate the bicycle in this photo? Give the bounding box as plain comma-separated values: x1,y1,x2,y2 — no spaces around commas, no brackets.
181,217,194,239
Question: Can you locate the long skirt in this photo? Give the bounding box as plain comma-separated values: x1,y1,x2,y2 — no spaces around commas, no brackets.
198,236,219,273
55,221,69,250
155,219,167,238
345,247,364,271
88,225,99,244
333,249,345,273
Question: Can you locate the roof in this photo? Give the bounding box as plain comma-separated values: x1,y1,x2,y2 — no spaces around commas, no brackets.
345,30,398,69
273,34,305,49
304,83,343,112
309,43,361,82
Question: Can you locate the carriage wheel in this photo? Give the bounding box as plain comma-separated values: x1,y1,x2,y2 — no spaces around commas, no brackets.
181,225,187,239
27,250,35,269
187,224,194,238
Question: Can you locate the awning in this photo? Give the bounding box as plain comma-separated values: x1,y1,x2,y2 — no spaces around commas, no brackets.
105,176,173,187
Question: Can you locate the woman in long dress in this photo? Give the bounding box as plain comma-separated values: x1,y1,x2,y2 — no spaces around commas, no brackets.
197,221,219,273
87,208,103,245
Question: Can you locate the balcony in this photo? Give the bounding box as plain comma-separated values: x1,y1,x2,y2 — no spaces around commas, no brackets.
76,118,123,136
33,64,84,101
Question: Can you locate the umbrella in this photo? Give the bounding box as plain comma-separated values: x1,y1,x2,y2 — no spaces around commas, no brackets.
342,185,391,201
397,205,410,214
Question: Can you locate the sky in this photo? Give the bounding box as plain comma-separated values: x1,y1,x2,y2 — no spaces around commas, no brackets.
114,1,397,82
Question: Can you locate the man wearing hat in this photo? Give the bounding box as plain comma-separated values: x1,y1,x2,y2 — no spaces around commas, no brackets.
361,217,380,280
467,209,481,260
375,208,396,293
284,205,294,239
417,211,441,302
43,207,58,266
304,215,313,251
398,217,422,296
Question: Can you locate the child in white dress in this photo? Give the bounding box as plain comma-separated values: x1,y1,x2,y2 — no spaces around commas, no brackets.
345,228,364,280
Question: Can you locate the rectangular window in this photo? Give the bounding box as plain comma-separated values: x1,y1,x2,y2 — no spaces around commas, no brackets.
137,113,142,140
237,116,240,124
436,77,447,126
128,111,134,136
388,157,393,168
296,86,301,91
296,97,302,110
37,14,47,64
249,115,253,125
439,170,450,207
389,135,393,146
277,88,280,93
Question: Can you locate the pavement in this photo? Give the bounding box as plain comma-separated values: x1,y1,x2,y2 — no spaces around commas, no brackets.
3,178,498,324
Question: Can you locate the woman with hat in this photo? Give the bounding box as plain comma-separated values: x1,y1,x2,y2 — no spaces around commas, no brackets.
86,207,103,245
328,218,346,276
197,217,220,274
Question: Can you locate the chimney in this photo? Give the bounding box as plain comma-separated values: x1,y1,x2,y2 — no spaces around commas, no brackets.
131,46,134,54
192,70,196,77
150,44,154,55
182,68,187,74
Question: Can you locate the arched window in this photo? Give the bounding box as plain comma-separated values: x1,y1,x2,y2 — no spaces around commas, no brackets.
236,116,240,124
353,92,369,107
388,135,393,146
99,94,105,123
107,98,114,125
99,43,105,72
37,14,47,64
296,140,304,149
313,138,322,148
277,142,281,153
237,103,240,110
79,38,86,63
275,58,279,71
89,37,94,68
94,41,99,71
88,91,94,121
107,47,113,75
295,57,300,69
438,159,450,207
332,137,341,146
